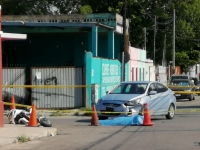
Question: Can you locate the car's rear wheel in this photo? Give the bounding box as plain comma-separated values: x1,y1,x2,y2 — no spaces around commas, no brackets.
165,104,175,119
188,95,192,101
193,95,195,100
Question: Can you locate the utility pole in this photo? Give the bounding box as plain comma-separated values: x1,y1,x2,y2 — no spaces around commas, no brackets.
122,0,127,81
162,33,166,66
144,27,146,50
153,16,156,66
172,9,175,74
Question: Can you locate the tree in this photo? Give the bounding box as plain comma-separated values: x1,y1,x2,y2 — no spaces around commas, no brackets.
2,0,200,71
83,0,200,70
80,5,92,14
0,0,53,15
50,0,82,14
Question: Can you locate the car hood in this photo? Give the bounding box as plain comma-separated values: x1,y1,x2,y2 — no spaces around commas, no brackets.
101,94,143,102
169,86,192,91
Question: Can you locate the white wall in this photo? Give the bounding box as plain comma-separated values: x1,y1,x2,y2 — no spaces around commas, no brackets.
189,65,196,78
145,59,155,81
157,66,167,85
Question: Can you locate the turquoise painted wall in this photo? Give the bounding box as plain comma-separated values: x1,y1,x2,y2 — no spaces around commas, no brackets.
125,62,130,81
138,49,146,81
86,13,117,29
3,34,87,67
85,52,122,106
3,33,122,67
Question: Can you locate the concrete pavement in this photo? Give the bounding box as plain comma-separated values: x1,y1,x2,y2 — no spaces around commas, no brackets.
0,116,57,147
0,108,81,147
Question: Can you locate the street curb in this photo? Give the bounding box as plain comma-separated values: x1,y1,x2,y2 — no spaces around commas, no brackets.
0,124,57,147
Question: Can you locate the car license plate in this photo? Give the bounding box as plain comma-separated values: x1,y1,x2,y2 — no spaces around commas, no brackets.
106,107,114,112
175,94,181,96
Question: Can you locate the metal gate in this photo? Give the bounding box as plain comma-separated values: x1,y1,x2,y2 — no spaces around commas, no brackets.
2,67,26,109
31,67,84,109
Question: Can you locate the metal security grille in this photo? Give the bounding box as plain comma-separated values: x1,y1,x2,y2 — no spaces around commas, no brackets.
2,68,26,108
31,67,84,109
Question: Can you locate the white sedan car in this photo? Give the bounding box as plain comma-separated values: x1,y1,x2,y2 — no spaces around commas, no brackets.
96,81,176,120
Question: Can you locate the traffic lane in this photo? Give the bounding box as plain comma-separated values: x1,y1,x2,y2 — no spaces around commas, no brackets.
176,95,200,110
3,95,199,127
46,113,200,150
1,97,200,150
2,112,200,150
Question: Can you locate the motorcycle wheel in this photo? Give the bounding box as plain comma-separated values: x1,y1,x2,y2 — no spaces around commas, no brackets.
39,118,52,127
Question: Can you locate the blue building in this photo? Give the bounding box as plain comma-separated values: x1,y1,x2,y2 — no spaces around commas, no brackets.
2,13,129,108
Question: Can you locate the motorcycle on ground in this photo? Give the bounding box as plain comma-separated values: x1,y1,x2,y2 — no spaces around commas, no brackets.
7,108,52,127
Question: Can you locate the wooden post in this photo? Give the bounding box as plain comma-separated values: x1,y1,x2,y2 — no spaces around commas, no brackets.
0,5,4,127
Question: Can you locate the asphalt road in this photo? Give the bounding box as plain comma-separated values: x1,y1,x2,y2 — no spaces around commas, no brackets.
2,97,200,150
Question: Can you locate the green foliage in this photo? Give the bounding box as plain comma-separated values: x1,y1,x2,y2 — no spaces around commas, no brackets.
2,0,200,67
49,111,65,116
80,5,93,14
80,107,92,116
80,0,200,67
176,50,200,72
0,0,53,15
17,135,31,143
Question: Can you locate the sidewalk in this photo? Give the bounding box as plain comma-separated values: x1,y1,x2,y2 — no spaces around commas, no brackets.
0,124,57,147
0,117,57,147
0,108,82,147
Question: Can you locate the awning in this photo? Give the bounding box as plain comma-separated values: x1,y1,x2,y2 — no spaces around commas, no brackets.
0,31,27,41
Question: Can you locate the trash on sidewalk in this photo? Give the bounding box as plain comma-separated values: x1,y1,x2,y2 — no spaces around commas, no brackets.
99,115,144,126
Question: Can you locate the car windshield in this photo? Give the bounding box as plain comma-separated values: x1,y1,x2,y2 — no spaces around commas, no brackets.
110,83,148,94
171,76,188,81
171,81,189,86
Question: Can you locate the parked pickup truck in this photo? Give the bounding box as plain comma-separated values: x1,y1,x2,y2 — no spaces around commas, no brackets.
168,79,195,101
169,75,191,83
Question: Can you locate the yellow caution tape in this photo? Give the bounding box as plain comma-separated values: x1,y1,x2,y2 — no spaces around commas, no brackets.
2,84,200,89
167,85,197,88
173,91,200,94
2,83,118,88
2,85,89,88
3,102,200,114
3,102,31,108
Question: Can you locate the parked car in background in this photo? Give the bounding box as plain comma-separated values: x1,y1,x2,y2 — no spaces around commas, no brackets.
191,77,199,86
169,75,191,84
96,81,176,120
169,79,195,101
195,83,200,95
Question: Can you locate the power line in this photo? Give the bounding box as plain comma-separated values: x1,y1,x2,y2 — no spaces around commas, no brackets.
137,1,173,25
109,0,123,14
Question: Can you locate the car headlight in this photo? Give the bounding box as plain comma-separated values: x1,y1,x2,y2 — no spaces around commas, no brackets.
125,99,141,106
184,89,191,91
97,99,102,104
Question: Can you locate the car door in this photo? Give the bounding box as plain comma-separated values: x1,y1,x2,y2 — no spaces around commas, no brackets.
143,83,159,115
153,83,170,115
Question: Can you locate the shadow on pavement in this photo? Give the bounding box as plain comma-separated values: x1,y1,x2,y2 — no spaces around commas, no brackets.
76,119,91,123
176,99,190,102
177,105,200,109
151,118,167,121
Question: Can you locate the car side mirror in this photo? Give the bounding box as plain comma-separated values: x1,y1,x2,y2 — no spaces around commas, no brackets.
149,91,157,95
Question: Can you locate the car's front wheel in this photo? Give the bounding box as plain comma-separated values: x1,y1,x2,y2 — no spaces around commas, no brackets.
165,104,175,119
